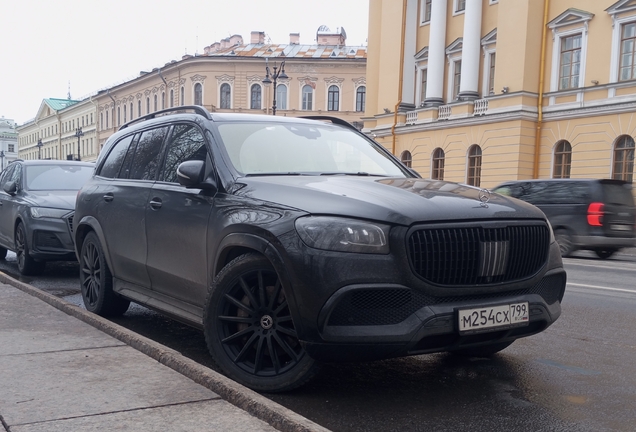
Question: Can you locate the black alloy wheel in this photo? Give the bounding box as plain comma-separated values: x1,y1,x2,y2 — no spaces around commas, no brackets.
80,231,130,316
204,253,319,392
15,222,45,275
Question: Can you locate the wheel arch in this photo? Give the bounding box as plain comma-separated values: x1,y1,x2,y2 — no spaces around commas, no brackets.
74,216,115,272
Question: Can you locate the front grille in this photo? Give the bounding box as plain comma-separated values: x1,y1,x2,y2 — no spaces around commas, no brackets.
326,273,565,327
408,224,550,285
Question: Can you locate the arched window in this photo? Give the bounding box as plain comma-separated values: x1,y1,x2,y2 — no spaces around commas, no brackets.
117,107,121,126
250,84,262,109
130,103,133,120
220,83,231,109
467,145,482,187
302,85,313,110
154,94,158,111
146,97,150,114
328,85,340,111
553,140,572,178
613,135,635,183
170,89,174,108
194,83,203,106
138,100,142,117
401,150,412,168
356,86,366,112
432,148,445,180
162,92,165,109
105,110,109,129
276,84,287,110
180,87,185,106
123,105,127,123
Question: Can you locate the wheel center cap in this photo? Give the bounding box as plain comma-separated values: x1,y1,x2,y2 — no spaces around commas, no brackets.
260,315,274,329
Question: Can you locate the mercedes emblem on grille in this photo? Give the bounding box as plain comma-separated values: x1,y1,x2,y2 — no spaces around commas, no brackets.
478,189,491,204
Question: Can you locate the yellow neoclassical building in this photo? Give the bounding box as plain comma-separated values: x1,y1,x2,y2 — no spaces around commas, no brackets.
365,0,636,189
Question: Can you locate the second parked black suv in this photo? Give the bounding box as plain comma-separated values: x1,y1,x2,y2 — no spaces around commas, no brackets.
74,106,566,392
493,179,635,258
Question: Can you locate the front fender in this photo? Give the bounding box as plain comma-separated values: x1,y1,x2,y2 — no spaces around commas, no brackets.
74,216,114,272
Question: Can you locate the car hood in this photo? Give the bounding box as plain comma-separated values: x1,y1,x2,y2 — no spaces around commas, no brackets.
234,176,545,226
25,190,78,211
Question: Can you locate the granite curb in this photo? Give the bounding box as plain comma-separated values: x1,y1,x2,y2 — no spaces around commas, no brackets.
0,272,330,432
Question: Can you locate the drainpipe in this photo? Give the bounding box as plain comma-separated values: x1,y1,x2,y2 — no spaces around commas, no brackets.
391,0,408,155
533,0,550,179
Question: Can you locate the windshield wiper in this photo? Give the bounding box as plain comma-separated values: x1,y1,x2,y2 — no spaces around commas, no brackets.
319,172,385,177
244,172,307,177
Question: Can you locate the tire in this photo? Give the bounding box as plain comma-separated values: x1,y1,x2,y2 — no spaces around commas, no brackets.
594,249,617,260
451,341,514,358
80,231,130,317
15,222,46,276
203,253,320,392
554,228,574,257
0,247,7,260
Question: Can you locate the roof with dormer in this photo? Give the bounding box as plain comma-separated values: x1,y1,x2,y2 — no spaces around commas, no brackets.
205,43,367,59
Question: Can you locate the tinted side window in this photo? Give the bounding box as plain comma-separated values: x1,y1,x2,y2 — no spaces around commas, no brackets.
0,165,16,190
159,124,208,183
11,164,22,189
99,134,135,178
129,127,168,180
505,181,589,205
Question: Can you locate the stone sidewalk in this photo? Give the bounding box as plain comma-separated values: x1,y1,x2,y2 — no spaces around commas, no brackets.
0,274,329,432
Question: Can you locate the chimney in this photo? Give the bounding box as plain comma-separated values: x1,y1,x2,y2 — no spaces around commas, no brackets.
290,33,300,45
251,31,265,44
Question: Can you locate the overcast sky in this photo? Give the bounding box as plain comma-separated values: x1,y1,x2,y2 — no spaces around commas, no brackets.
1,0,369,125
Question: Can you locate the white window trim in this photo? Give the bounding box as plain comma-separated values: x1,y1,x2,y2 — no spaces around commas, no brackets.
549,27,588,104
218,82,233,109
452,0,466,16
249,83,264,110
192,83,204,106
419,0,431,26
353,84,366,112
276,83,288,111
326,84,341,111
300,84,315,111
416,66,428,107
482,47,496,97
609,14,636,97
446,55,462,103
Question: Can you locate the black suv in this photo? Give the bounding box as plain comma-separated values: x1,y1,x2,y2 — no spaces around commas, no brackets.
0,160,94,274
74,106,566,392
493,179,636,259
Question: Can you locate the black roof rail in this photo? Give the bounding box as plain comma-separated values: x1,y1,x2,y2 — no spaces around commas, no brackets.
119,105,213,131
299,115,359,132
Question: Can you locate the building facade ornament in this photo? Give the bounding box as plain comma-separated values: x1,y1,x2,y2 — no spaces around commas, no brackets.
190,74,207,83
324,76,345,84
215,74,235,84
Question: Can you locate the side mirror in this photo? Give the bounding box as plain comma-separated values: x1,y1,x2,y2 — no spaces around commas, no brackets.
176,160,216,191
3,181,17,195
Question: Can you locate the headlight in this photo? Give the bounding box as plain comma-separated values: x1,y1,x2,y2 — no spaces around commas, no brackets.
295,216,390,254
30,207,71,219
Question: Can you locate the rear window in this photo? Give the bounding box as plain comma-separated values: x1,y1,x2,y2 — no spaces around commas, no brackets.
601,182,634,206
495,181,589,205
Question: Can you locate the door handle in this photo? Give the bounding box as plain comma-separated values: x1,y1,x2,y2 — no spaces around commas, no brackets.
149,198,162,210
103,193,114,202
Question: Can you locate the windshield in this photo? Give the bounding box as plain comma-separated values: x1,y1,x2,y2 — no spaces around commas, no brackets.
217,122,407,177
26,165,94,191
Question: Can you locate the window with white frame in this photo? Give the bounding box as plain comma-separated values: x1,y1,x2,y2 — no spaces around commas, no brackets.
559,34,582,90
220,83,231,109
154,94,158,111
454,0,465,13
328,85,340,111
180,87,185,106
276,84,287,110
619,22,636,81
553,140,572,179
420,0,432,25
613,135,635,183
162,92,166,109
250,84,262,109
194,83,203,106
356,86,366,112
146,97,150,114
302,85,313,110
453,60,462,100
432,148,445,180
418,68,428,105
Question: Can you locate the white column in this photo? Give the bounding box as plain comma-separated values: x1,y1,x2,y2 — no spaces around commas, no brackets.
400,0,418,109
425,0,448,106
458,0,483,100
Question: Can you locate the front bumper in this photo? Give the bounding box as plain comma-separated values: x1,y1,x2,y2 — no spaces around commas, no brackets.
303,269,565,362
26,214,76,261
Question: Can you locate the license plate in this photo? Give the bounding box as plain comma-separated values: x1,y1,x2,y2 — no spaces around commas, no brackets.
611,224,631,231
458,302,529,333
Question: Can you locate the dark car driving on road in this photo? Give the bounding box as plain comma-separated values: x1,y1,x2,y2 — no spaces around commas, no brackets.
74,106,566,392
493,179,636,258
0,160,94,275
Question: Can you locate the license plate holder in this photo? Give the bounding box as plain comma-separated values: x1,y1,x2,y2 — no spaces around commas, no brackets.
458,302,529,334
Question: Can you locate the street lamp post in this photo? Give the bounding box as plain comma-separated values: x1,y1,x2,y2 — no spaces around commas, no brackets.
37,138,43,159
262,58,287,116
75,127,84,161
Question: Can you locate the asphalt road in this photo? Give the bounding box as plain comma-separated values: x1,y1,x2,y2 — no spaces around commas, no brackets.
2,250,636,432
